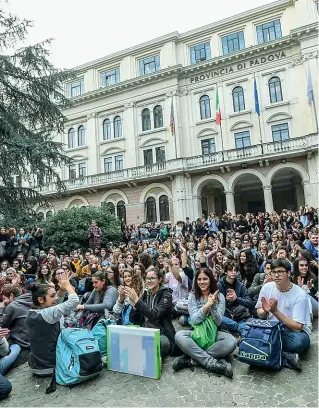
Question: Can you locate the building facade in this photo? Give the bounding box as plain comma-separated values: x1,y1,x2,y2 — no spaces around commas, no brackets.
37,0,319,224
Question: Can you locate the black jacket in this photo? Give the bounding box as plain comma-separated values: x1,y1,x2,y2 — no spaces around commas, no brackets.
129,286,176,346
218,276,255,311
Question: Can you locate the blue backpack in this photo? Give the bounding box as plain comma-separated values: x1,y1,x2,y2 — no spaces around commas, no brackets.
238,319,282,370
55,328,103,385
91,318,115,355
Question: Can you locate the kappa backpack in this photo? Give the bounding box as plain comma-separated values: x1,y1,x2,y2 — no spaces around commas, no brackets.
91,318,115,355
55,328,103,386
238,318,283,370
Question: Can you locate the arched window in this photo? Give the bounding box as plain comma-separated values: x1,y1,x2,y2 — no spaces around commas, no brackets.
46,211,53,219
199,95,211,119
106,202,115,215
114,116,122,138
153,105,163,129
103,119,111,140
159,195,169,222
268,76,283,104
37,212,44,220
141,108,151,131
77,125,85,146
68,128,75,148
117,200,126,223
232,86,245,112
146,197,157,223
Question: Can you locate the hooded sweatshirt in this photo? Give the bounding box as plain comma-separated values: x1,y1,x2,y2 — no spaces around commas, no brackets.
2,292,33,349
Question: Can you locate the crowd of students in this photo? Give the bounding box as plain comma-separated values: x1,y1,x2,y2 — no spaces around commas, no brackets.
0,206,318,399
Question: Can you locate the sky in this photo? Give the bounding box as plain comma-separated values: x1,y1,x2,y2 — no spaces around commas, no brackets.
5,0,275,69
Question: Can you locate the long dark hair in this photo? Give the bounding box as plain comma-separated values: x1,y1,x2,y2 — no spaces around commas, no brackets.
193,268,217,300
92,271,110,303
239,250,258,283
292,258,315,284
107,264,121,288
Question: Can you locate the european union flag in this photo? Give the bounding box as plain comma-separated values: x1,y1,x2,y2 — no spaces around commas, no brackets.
254,78,260,116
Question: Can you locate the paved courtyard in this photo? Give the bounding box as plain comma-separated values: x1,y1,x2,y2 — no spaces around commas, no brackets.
2,322,318,407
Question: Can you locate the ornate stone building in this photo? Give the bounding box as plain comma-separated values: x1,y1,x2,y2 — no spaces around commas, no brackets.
37,0,319,224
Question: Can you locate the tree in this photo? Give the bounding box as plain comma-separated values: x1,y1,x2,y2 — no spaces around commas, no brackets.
0,2,74,218
42,206,123,253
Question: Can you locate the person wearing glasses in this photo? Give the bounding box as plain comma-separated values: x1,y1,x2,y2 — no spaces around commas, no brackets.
256,259,312,371
126,268,176,358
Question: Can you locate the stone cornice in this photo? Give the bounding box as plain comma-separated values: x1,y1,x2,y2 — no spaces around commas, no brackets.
290,22,319,40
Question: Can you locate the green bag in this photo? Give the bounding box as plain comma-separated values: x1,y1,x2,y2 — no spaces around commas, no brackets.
190,315,218,350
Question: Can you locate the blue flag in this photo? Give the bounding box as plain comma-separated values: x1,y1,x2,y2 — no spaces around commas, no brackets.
254,78,260,116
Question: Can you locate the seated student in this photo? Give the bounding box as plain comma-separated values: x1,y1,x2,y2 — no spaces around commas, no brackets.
127,268,176,358
173,268,236,378
248,261,273,302
0,328,18,400
106,265,122,288
218,262,255,333
1,284,32,362
26,272,79,376
76,271,118,314
164,257,189,305
81,255,102,277
113,269,144,325
292,258,318,318
256,259,312,370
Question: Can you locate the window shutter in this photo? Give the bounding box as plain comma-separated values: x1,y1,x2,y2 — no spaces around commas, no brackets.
205,42,211,60
190,46,196,64
256,26,264,44
139,59,144,76
116,69,120,83
239,31,245,49
155,55,160,71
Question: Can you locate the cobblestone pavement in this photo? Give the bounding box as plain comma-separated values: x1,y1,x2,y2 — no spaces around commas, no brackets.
2,322,318,408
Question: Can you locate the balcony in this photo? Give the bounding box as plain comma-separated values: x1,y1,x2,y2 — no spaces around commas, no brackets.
39,134,318,195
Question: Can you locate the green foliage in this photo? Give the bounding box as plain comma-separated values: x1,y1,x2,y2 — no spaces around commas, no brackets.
42,206,123,253
0,2,75,218
2,212,42,230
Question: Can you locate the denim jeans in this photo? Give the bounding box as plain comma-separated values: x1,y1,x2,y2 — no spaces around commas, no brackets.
160,335,171,358
221,316,247,334
175,330,237,368
281,326,311,354
0,374,11,400
0,344,21,375
310,295,319,318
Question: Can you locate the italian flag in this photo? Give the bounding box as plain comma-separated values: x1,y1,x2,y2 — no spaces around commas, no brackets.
216,89,221,125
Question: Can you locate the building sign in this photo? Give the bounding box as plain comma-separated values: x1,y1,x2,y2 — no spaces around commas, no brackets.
190,52,286,83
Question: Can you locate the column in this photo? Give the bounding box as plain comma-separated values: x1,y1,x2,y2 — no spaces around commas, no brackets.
263,185,274,213
302,180,313,207
172,175,195,221
224,190,236,215
295,183,305,208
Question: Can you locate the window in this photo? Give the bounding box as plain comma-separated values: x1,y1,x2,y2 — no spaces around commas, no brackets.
104,157,112,173
107,202,115,215
117,200,126,223
146,197,157,223
268,76,283,103
232,86,245,112
199,95,211,120
159,195,169,222
153,105,163,128
78,162,87,178
115,155,123,171
46,211,53,219
142,108,151,131
77,126,85,146
68,128,75,148
221,32,245,55
66,80,84,98
139,55,160,76
272,123,289,142
103,119,111,140
38,212,44,220
155,146,166,163
100,69,120,87
69,165,76,179
234,131,251,148
190,42,211,64
144,149,153,166
114,116,122,138
201,139,216,155
256,20,282,44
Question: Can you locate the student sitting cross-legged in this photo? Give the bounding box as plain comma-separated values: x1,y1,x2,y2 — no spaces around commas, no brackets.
173,268,237,378
256,259,312,371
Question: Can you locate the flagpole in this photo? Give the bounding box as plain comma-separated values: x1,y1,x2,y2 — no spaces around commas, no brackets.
254,75,264,154
258,115,264,155
170,96,178,159
312,95,319,134
174,127,178,159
